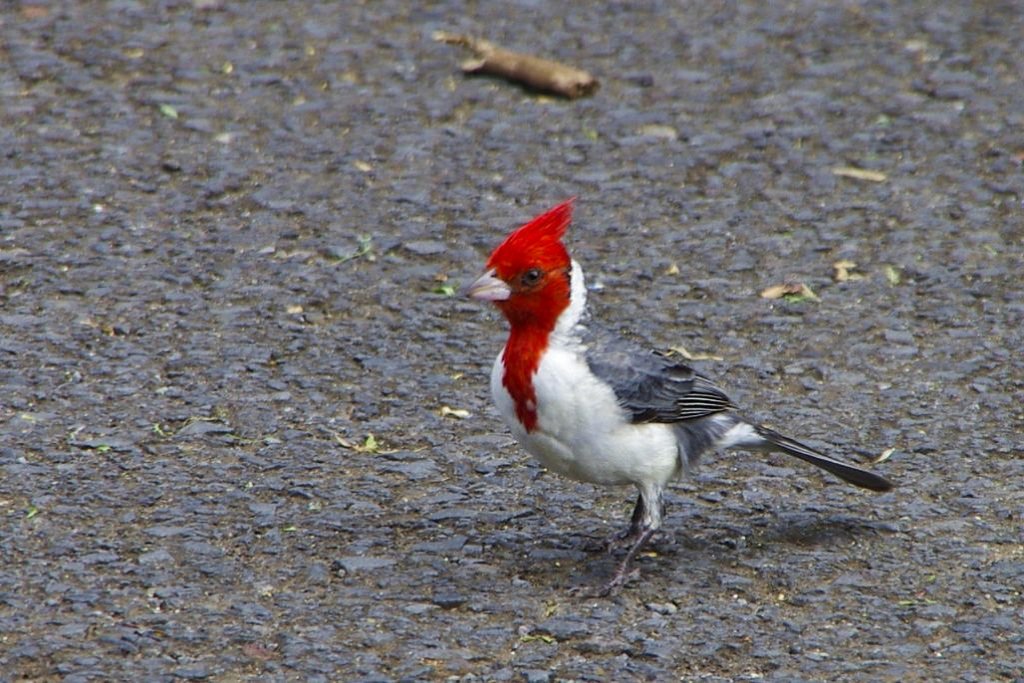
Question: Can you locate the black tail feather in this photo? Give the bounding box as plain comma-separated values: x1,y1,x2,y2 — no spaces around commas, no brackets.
755,425,894,492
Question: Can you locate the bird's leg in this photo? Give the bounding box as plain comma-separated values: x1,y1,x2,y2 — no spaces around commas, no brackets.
596,525,657,596
604,494,646,552
577,487,664,597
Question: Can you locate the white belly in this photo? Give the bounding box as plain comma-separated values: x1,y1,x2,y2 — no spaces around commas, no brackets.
490,346,681,487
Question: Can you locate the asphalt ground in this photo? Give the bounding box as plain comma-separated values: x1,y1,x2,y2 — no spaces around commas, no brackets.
1,2,1021,681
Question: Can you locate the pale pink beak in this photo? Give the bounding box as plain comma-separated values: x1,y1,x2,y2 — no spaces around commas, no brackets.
464,268,511,301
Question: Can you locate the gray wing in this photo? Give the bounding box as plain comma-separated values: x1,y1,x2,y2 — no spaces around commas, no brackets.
583,330,734,424
581,329,895,491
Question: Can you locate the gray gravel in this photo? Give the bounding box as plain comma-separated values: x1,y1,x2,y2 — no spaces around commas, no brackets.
2,1,1022,681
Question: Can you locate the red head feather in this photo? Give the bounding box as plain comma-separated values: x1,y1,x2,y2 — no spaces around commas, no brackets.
486,198,573,281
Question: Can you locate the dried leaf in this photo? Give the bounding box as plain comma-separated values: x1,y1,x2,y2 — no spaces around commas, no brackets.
760,282,820,302
439,405,471,419
760,283,796,299
637,124,678,140
873,447,896,464
832,166,887,182
791,284,821,302
833,260,863,282
667,345,724,362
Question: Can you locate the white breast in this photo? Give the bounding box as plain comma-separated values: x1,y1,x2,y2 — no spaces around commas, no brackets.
490,345,682,488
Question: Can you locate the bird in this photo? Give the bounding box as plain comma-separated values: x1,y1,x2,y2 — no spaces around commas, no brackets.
466,198,894,596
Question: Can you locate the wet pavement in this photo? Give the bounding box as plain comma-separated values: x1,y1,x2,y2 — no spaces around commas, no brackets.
1,2,1022,681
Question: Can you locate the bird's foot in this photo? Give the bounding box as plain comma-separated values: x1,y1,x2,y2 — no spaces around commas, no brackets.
572,526,655,597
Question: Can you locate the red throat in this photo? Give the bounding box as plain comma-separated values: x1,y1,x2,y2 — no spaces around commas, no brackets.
502,332,545,431
498,266,573,431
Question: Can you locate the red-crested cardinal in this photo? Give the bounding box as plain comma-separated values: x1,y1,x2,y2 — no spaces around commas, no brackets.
467,199,894,596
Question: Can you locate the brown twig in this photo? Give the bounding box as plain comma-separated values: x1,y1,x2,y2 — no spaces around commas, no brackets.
434,31,598,99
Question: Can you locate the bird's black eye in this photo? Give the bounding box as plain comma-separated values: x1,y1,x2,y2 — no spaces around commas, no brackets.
520,268,543,287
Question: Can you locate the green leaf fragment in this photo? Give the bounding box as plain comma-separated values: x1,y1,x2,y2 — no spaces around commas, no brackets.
433,284,456,296
337,235,374,263
884,265,901,286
